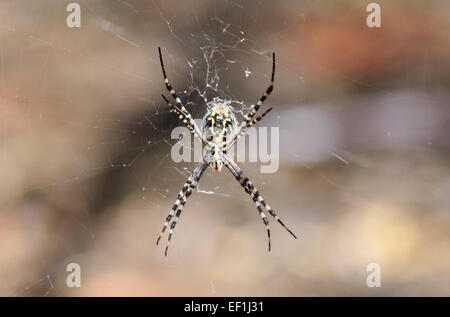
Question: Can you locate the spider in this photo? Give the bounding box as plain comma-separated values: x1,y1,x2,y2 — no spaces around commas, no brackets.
156,47,297,256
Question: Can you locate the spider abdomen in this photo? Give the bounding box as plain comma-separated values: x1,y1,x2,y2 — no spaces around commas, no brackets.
201,102,237,140
201,102,237,171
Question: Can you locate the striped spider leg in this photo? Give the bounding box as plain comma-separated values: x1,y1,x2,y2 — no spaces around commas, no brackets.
161,95,196,135
222,154,297,251
158,47,215,255
158,47,204,141
156,160,210,256
227,52,275,148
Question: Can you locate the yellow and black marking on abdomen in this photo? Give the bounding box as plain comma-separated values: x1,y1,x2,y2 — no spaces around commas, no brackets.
203,106,234,137
201,103,237,171
202,104,237,145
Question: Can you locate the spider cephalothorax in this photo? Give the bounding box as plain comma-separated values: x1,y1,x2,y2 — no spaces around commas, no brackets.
157,47,297,256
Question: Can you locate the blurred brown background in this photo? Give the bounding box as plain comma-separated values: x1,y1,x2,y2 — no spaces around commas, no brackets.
0,0,449,296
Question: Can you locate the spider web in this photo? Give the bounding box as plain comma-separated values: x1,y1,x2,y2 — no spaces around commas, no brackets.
1,0,300,296
1,0,449,296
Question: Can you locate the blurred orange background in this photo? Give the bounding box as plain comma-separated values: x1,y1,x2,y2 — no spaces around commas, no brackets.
0,0,449,296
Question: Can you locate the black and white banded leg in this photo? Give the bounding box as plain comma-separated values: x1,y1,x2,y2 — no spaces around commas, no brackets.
228,53,275,147
222,159,271,250
224,156,271,251
161,94,196,135
242,52,275,126
156,161,209,256
241,107,273,132
158,47,203,139
224,156,297,246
